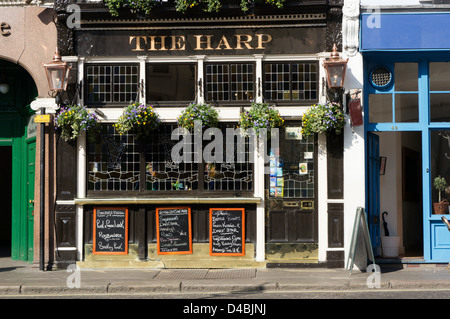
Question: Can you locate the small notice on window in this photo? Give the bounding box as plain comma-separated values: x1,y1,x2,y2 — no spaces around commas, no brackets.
299,163,308,175
285,127,302,140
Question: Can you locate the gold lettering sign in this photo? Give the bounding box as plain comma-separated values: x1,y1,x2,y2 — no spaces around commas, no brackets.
1,22,11,36
129,33,272,52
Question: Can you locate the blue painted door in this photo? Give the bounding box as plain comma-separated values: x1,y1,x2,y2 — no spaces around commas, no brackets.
367,132,381,254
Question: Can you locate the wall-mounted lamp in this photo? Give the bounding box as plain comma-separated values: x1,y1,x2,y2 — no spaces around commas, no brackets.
43,48,71,96
0,73,9,94
39,47,71,271
323,44,348,102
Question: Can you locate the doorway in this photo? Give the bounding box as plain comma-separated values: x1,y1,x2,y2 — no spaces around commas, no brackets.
0,146,12,257
0,59,38,262
377,131,423,259
265,122,318,262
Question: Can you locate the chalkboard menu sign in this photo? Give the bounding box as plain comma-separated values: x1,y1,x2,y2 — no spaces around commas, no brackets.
156,207,192,255
93,207,128,255
209,208,245,256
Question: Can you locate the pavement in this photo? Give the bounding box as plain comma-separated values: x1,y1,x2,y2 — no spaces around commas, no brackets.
0,256,449,298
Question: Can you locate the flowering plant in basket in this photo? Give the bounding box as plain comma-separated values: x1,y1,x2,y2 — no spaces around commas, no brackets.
54,105,101,144
301,102,346,136
177,103,219,131
115,102,160,139
238,102,284,138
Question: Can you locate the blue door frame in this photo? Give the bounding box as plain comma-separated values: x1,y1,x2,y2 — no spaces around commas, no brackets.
364,52,450,263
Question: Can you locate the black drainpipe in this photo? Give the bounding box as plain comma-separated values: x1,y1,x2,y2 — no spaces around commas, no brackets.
39,108,45,271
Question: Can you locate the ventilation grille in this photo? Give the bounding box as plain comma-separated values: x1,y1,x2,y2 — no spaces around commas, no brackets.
370,66,392,88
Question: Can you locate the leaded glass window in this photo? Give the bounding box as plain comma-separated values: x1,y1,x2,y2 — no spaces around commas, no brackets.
88,124,140,191
87,123,253,194
86,64,139,106
203,123,253,191
264,62,318,102
145,124,199,191
205,63,254,102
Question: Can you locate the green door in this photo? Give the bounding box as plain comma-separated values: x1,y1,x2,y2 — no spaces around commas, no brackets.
0,59,38,262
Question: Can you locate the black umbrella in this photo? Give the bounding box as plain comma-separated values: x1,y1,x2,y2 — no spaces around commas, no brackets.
382,211,390,236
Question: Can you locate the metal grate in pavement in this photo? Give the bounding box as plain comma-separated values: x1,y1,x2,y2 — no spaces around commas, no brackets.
154,269,208,280
205,269,256,279
154,269,256,280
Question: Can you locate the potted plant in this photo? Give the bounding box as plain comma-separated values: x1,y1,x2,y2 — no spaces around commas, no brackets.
177,103,219,131
433,176,449,214
54,104,101,144
301,102,346,136
115,102,160,139
238,102,284,138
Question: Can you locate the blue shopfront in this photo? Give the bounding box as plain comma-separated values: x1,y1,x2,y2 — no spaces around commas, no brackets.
361,12,450,263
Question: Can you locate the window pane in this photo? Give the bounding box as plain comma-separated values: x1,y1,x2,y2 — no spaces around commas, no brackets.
204,124,253,191
430,93,450,122
394,63,418,91
292,63,317,100
430,62,450,91
269,125,315,198
87,124,140,192
395,93,418,122
86,64,138,105
145,124,198,191
431,130,450,214
147,64,196,101
206,63,254,101
369,94,392,123
264,62,317,101
206,64,229,101
264,63,289,100
231,64,254,101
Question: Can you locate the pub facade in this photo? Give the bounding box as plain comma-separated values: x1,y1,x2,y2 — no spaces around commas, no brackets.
52,0,352,269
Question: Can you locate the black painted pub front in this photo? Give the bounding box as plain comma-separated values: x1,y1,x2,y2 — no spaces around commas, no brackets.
53,0,345,269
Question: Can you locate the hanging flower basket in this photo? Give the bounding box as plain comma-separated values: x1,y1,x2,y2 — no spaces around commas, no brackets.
177,103,219,131
104,0,286,16
238,102,284,138
115,102,160,139
54,105,101,144
301,102,346,136
104,0,160,17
